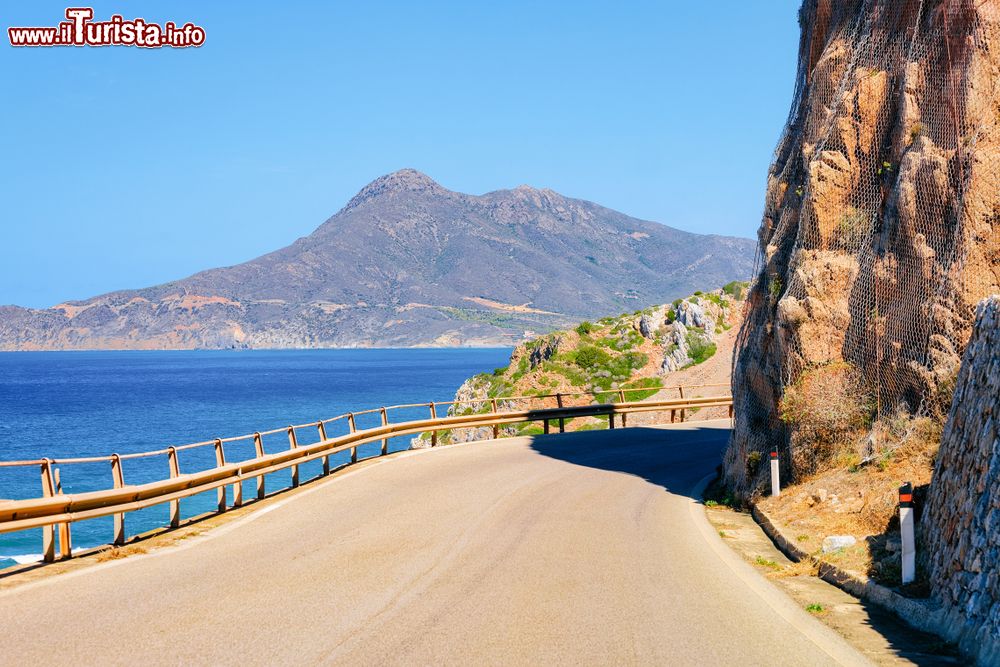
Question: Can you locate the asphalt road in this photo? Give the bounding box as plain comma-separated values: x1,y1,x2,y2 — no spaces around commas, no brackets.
0,420,870,666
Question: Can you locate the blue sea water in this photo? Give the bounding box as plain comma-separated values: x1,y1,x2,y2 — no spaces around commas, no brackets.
0,348,511,569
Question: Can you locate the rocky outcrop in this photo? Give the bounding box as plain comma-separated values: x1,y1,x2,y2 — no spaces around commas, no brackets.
410,375,521,447
638,308,666,338
922,296,1000,665
727,0,1000,496
660,293,734,372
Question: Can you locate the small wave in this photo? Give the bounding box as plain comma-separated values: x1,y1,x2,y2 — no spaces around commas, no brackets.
3,553,42,565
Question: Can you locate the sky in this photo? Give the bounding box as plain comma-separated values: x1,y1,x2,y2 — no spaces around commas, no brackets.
1,1,802,308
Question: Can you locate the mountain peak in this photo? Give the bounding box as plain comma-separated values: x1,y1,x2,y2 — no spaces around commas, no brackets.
342,169,447,211
0,172,758,350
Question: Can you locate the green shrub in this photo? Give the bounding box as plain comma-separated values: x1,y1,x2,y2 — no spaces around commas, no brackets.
510,356,530,381
575,321,595,335
768,275,783,302
574,345,611,369
544,361,587,386
618,377,663,401
722,280,748,299
685,331,717,365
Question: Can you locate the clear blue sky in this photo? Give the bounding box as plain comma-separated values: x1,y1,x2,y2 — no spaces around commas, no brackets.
1,1,801,308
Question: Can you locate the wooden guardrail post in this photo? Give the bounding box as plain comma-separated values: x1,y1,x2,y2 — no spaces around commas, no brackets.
380,408,389,456
53,466,72,559
39,459,56,562
317,422,330,475
348,413,357,462
491,399,499,439
543,418,550,434
556,393,565,433
167,447,181,528
607,406,616,429
252,433,265,499
287,427,299,487
213,439,227,512
429,403,438,447
618,389,627,428
678,386,686,422
110,454,126,545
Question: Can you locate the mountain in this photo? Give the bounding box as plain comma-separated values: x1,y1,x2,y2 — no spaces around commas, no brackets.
0,169,756,349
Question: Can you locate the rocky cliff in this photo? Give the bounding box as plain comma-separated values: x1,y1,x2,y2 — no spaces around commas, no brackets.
922,295,1000,665
726,0,1000,496
0,170,755,350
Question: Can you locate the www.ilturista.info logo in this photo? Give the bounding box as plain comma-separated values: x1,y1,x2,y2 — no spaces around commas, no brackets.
8,7,205,48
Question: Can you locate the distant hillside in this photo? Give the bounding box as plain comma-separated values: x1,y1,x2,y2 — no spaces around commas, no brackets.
0,169,755,349
413,283,748,446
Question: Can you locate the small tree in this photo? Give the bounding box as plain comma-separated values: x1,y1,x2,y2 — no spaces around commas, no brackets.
573,345,611,369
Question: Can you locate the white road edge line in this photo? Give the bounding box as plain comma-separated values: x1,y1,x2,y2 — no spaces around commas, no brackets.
688,473,874,667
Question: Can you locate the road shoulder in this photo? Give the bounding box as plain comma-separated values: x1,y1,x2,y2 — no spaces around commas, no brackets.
703,499,963,665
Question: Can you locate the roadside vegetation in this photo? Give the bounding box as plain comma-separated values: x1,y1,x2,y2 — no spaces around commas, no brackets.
412,283,747,444
726,358,951,593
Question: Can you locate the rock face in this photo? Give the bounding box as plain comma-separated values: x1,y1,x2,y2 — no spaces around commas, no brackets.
922,296,1000,665
0,170,755,350
659,295,732,372
726,0,1000,496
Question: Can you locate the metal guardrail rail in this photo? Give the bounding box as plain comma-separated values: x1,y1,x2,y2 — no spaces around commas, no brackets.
0,384,732,564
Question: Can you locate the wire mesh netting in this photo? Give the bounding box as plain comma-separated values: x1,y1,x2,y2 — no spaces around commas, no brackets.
726,0,1000,496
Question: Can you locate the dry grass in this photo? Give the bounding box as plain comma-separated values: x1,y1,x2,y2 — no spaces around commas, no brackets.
96,544,148,562
779,362,875,477
768,557,821,579
759,411,942,589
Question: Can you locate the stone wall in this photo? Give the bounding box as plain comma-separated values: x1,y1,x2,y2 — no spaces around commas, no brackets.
923,296,1000,665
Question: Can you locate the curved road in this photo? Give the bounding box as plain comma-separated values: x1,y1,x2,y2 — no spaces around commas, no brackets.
0,420,869,665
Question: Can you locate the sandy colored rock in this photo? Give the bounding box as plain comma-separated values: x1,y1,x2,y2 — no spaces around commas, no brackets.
727,0,1000,497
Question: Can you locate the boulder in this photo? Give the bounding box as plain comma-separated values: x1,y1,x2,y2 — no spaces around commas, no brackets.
821,535,857,553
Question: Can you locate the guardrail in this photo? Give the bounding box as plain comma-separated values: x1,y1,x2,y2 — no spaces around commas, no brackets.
0,384,732,564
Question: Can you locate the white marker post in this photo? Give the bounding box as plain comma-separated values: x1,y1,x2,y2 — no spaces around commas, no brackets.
770,450,780,497
900,482,915,585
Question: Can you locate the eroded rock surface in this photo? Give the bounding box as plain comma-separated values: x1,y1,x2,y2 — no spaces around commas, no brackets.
727,0,1000,497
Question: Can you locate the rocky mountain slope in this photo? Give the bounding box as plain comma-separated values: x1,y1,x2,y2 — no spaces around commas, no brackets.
726,0,999,497
414,283,746,446
0,170,755,350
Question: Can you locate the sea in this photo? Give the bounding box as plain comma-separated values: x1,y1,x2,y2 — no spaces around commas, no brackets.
0,348,511,569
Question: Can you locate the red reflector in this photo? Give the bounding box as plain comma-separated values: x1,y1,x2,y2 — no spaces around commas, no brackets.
899,494,913,503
